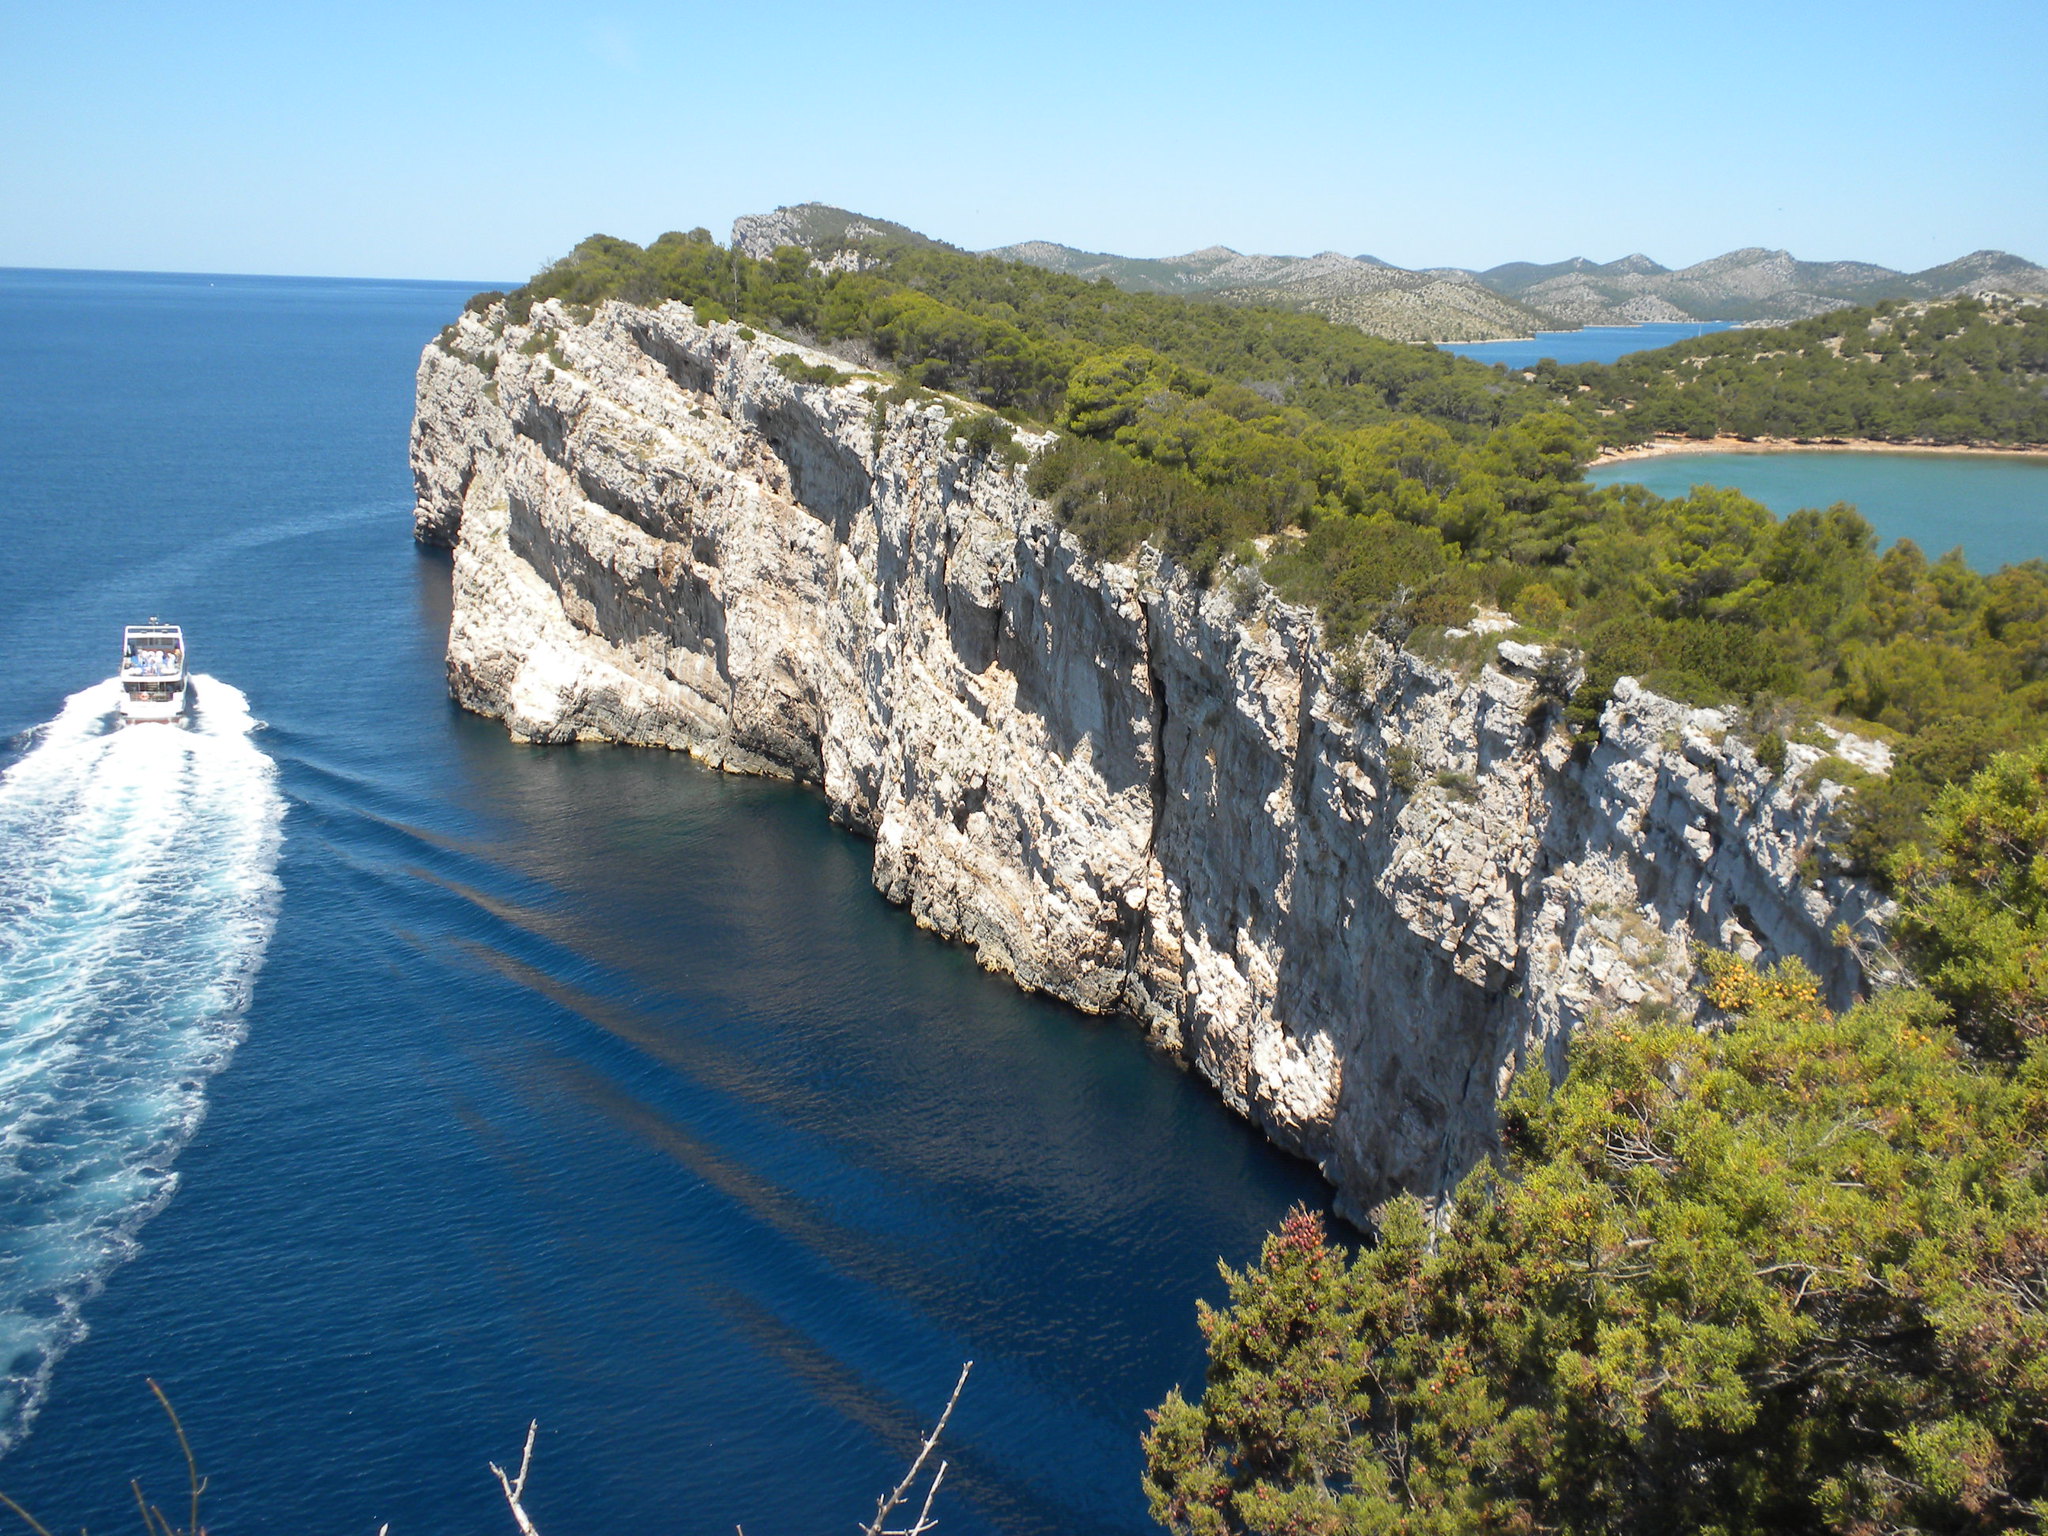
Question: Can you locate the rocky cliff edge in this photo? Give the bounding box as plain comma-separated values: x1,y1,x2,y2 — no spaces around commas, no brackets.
411,297,1891,1221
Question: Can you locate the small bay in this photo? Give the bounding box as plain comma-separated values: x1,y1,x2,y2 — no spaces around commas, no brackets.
1442,321,1735,368
1584,450,2048,569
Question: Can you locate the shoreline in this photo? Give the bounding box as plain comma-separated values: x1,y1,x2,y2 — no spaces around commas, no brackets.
1591,435,2048,466
1438,322,1737,350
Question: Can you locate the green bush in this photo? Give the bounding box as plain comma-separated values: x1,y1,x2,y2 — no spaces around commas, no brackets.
771,352,852,387
1432,768,1477,799
1147,964,2048,1536
1383,740,1419,792
1891,738,2048,1056
953,411,1024,465
1028,436,1263,577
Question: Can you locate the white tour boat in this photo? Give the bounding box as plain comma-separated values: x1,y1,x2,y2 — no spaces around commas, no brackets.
119,620,189,723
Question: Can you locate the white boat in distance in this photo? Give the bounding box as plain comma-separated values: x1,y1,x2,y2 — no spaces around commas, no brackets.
119,620,189,722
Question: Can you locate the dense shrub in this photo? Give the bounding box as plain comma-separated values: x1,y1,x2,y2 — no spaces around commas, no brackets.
1149,993,2048,1535
951,411,1024,465
1028,437,1263,577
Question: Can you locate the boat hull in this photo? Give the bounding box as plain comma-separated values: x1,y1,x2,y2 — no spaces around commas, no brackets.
119,686,189,724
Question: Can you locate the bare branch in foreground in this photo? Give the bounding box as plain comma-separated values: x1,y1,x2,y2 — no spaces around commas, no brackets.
147,1378,208,1536
0,1489,54,1536
490,1419,541,1536
903,1459,948,1536
488,1363,972,1536
863,1361,971,1536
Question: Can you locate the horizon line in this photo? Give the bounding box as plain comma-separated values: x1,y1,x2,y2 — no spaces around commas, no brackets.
0,263,516,289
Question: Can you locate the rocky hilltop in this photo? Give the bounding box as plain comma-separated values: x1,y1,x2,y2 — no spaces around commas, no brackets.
998,235,2048,333
971,226,2048,335
1478,247,2048,327
412,297,1890,1220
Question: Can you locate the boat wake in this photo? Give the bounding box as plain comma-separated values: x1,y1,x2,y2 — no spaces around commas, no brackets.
0,677,283,1450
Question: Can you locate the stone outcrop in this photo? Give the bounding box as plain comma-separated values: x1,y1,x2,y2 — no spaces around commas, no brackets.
411,298,1891,1221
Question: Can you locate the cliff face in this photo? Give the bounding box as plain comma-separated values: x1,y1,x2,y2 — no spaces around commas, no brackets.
412,298,1890,1219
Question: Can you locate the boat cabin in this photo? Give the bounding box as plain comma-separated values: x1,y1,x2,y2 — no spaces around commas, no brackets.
120,622,188,718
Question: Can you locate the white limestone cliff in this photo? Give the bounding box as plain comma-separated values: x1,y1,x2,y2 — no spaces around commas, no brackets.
411,297,1891,1221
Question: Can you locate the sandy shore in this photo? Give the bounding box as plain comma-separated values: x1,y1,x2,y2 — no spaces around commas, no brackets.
1592,435,2048,466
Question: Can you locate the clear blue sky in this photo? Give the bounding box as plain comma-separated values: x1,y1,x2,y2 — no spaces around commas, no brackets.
4,0,2043,282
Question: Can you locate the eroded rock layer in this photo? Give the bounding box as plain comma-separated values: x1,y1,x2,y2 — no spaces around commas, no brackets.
412,298,1888,1219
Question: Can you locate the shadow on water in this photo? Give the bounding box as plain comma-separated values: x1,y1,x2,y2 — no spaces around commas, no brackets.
0,269,1331,1535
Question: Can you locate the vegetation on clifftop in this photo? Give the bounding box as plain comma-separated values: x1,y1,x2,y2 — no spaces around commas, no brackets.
496,231,2048,878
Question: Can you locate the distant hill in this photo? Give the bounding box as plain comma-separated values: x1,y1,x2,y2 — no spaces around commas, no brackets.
970,239,1236,294
1478,247,2048,326
980,239,1555,343
731,204,2048,343
1001,236,2048,336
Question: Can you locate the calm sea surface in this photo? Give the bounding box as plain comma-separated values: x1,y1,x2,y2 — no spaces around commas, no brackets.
0,268,1330,1536
1584,451,2048,570
1442,321,1735,368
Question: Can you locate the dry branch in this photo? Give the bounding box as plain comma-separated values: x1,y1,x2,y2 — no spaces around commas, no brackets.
485,1363,973,1536
490,1419,541,1536
863,1361,971,1536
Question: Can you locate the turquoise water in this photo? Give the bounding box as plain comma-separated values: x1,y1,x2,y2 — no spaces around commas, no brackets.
1443,321,1735,368
1584,451,2048,570
0,268,1329,1535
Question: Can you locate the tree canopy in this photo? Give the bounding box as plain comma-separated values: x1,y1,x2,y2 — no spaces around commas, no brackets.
1547,300,2048,449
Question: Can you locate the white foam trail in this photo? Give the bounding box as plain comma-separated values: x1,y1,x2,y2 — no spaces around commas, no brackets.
0,677,284,1449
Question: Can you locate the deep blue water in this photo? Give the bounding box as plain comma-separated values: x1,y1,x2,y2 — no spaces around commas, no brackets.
0,268,1331,1535
1584,450,2048,571
1443,320,1735,368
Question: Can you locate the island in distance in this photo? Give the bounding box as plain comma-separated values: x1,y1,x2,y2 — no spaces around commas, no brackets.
731,202,2048,344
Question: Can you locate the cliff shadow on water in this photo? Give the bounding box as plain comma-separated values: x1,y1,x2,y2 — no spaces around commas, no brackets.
1,267,1378,1536
411,295,1889,1220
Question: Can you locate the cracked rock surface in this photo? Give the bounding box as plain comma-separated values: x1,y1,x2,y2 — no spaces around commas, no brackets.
412,298,1891,1220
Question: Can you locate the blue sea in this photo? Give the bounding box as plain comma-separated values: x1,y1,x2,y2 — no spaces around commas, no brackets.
1443,321,1736,368
0,268,1330,1535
